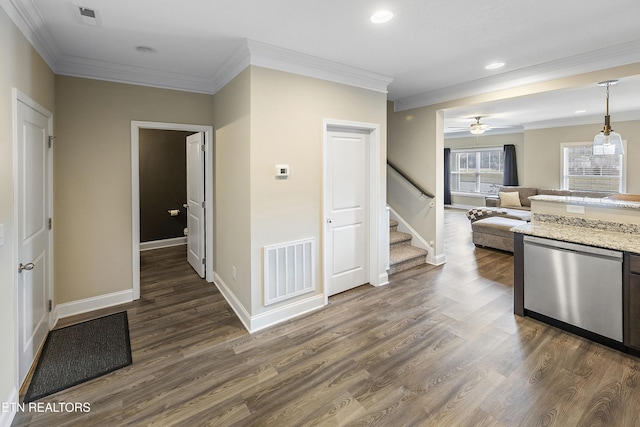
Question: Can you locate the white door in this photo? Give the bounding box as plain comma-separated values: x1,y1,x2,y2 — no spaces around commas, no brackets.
16,96,52,386
326,129,369,296
186,132,205,277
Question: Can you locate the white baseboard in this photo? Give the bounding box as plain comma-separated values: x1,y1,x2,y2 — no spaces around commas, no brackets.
249,294,325,333
0,387,18,427
140,237,187,251
428,253,447,266
53,289,134,325
213,271,325,334
213,272,252,332
374,272,389,287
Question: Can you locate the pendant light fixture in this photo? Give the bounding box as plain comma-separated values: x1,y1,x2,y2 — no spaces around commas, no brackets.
593,80,624,155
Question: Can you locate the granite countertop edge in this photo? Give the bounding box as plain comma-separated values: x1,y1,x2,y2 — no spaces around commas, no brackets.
529,195,640,209
511,222,640,254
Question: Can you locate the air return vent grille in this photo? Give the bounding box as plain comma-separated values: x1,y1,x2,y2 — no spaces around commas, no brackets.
79,7,95,18
264,238,315,306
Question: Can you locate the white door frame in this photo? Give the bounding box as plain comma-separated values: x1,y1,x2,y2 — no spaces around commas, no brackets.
12,88,54,388
322,119,387,305
131,121,214,299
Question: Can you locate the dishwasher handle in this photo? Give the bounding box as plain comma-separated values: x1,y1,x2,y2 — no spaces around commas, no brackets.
523,235,623,261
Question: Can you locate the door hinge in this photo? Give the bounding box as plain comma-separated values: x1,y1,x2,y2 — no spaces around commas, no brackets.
201,144,206,151
202,258,206,265
201,201,205,208
48,300,52,312
48,136,55,148
48,218,52,230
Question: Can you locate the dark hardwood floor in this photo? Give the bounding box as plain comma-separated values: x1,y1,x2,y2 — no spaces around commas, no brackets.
13,209,640,426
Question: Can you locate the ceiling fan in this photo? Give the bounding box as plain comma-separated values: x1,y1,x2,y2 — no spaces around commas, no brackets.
449,116,519,135
468,116,490,135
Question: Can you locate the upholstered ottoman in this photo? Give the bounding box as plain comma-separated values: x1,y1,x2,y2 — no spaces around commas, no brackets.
471,216,528,252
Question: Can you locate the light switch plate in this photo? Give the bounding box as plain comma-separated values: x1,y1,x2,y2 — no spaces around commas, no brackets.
0,224,4,247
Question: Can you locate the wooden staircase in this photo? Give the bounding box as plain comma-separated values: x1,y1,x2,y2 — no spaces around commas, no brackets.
388,219,428,275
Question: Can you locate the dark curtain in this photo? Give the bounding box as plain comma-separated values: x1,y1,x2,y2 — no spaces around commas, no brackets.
503,144,519,186
444,148,452,205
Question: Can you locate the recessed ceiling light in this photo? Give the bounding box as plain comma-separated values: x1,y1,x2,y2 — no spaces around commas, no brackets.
575,110,587,114
135,46,157,54
371,10,393,24
485,62,505,70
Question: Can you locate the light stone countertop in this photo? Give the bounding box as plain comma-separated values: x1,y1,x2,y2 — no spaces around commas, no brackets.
512,221,640,254
530,195,640,209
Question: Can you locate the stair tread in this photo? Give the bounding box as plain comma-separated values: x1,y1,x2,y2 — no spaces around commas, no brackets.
389,245,428,264
390,230,412,245
389,219,399,228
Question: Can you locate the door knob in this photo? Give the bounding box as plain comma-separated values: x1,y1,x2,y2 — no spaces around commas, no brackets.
327,219,332,224
18,262,35,273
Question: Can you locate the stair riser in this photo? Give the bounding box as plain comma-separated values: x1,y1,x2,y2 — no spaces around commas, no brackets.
388,255,427,275
390,240,412,250
388,218,427,275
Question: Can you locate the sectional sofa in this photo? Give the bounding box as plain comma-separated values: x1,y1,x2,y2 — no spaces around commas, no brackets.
469,186,612,252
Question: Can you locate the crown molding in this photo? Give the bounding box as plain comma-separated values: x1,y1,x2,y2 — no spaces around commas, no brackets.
212,39,394,95
395,39,640,112
55,55,216,94
1,0,60,70
246,40,393,94
444,111,640,137
3,1,392,95
211,41,252,93
524,110,640,131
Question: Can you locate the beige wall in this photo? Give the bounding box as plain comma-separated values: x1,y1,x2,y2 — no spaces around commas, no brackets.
387,102,441,256
0,4,55,407
54,76,214,304
249,66,387,315
213,68,252,310
524,120,640,192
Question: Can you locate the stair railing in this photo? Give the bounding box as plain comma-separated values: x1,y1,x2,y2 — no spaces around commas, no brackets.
387,160,435,199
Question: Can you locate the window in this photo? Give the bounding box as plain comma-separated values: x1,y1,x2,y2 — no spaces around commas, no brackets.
561,142,626,192
450,148,503,194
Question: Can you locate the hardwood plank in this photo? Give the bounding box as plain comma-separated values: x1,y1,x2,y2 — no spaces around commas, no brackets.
12,211,640,426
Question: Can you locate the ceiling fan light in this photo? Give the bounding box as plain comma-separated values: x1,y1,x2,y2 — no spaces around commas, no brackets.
470,127,485,135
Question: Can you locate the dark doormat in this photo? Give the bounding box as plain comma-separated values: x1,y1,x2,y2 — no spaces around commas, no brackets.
24,311,132,403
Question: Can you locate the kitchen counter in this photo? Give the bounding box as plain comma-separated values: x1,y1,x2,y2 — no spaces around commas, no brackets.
512,215,640,254
512,193,640,354
529,194,640,210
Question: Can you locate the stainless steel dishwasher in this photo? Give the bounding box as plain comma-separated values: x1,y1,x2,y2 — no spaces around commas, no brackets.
523,235,623,342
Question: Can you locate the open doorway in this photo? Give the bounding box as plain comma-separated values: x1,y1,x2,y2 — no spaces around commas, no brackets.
131,121,214,300
138,129,191,251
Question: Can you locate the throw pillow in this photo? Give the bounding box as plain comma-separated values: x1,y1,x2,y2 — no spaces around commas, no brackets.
499,191,522,208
